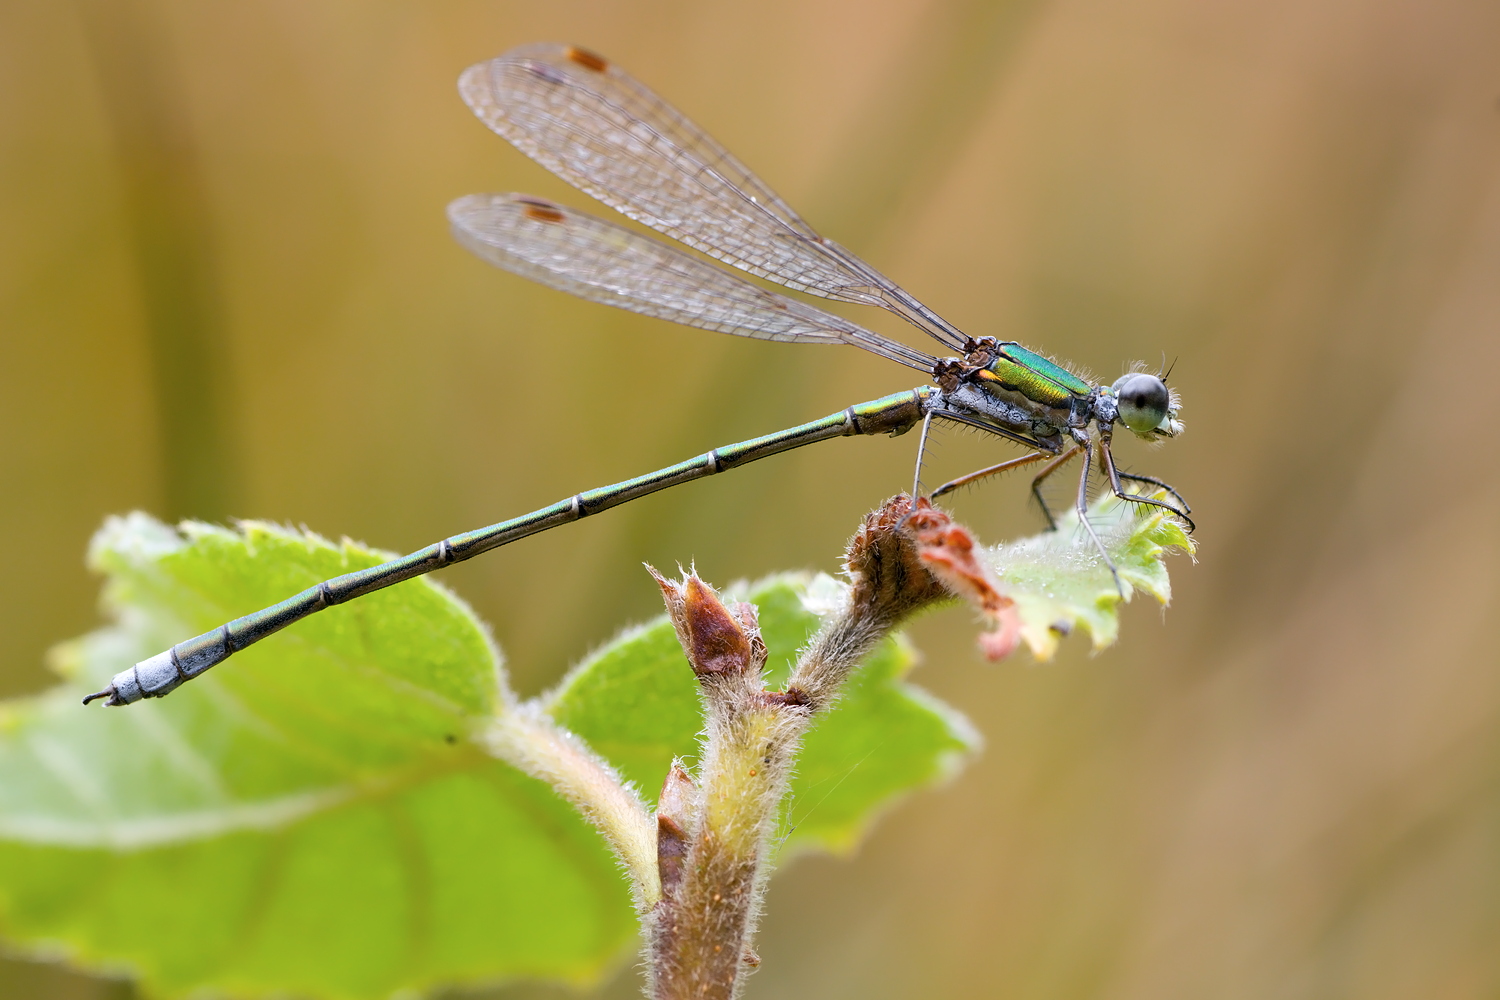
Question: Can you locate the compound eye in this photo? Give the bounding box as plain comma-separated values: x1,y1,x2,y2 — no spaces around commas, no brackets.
1112,373,1170,436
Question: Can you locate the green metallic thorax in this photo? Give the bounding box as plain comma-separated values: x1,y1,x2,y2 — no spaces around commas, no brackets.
986,344,1091,401
969,342,1093,434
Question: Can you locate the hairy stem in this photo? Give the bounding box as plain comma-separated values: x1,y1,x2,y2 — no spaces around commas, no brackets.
650,703,790,999
477,496,961,997
646,495,948,999
485,704,661,907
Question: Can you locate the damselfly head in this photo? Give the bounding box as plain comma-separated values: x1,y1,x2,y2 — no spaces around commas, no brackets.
1111,372,1182,439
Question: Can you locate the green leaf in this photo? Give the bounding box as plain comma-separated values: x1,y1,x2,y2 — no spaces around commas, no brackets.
545,576,980,857
0,515,633,999
982,493,1194,659
2,500,1171,999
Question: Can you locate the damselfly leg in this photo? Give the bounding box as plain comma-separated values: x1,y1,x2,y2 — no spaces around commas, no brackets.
920,430,1191,598
1098,439,1196,532
930,451,1050,499
1114,470,1193,521
1028,446,1083,531
1070,442,1127,594
911,412,936,500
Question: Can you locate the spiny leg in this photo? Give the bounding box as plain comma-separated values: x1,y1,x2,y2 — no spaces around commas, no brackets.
1098,439,1196,533
911,411,936,499
916,407,1048,501
1074,442,1125,596
1029,445,1084,531
930,450,1050,500
1115,470,1192,518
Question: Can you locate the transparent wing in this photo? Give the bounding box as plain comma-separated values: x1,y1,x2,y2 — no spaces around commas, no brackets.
449,193,941,372
458,43,968,352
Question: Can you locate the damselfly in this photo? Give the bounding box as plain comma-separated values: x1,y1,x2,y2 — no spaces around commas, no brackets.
87,43,1191,708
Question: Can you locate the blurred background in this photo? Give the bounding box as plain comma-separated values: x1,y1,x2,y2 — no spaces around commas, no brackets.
3,0,1498,997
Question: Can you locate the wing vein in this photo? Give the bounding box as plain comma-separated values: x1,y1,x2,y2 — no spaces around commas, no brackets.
457,43,968,352
449,193,938,372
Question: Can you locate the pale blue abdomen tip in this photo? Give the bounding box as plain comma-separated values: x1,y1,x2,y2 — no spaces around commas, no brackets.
134,650,185,698
83,651,182,707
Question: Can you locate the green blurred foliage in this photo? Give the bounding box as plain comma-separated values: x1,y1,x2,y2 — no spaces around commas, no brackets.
2,0,1499,998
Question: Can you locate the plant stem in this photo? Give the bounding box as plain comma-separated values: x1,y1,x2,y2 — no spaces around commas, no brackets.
485,703,661,907
478,496,960,997
645,495,949,999
648,705,786,999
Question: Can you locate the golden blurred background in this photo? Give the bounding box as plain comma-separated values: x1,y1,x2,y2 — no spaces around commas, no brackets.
3,0,1499,997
